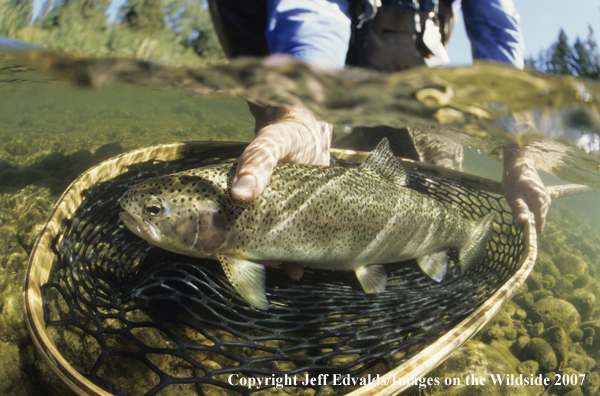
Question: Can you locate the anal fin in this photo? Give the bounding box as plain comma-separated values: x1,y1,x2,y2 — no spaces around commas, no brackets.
355,265,387,293
217,254,269,310
417,250,448,282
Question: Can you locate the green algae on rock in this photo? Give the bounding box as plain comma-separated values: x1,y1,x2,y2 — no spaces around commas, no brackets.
406,341,543,396
531,298,581,335
521,338,558,372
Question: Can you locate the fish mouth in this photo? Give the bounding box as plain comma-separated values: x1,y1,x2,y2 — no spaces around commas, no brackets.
119,211,162,243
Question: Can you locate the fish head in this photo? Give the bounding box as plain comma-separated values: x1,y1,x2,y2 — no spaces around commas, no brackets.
118,174,231,257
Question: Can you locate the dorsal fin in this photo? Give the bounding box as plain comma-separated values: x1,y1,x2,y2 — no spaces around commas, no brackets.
359,138,409,186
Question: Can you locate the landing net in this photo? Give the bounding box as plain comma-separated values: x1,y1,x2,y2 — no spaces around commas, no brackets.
40,143,523,396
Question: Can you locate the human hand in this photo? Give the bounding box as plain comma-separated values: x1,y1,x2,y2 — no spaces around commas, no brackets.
232,105,332,281
502,145,551,233
231,106,332,201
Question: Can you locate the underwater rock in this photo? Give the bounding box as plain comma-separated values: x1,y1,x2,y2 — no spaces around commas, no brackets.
516,360,539,376
582,371,600,396
4,138,29,156
484,326,505,342
555,253,589,278
409,340,540,396
579,240,598,265
568,289,596,321
580,321,600,354
34,152,66,172
583,356,597,371
525,272,544,292
505,328,518,340
515,336,531,354
565,352,587,372
514,293,534,311
0,340,26,396
530,322,544,337
496,313,511,327
532,290,551,302
541,274,556,290
66,149,94,175
522,338,558,372
542,326,569,365
537,253,562,278
93,143,124,163
571,329,584,343
531,298,581,335
563,387,583,396
559,367,584,395
554,278,576,300
573,275,590,289
514,309,527,320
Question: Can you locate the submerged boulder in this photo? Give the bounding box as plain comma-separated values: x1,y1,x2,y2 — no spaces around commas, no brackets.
568,289,596,321
531,298,581,335
521,338,557,372
411,340,541,396
554,253,588,278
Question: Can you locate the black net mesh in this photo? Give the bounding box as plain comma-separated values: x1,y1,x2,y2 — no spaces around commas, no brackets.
41,143,524,396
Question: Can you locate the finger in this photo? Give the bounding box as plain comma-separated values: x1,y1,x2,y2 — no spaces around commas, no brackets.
525,189,551,234
232,128,285,201
283,262,304,280
506,193,531,227
232,115,332,202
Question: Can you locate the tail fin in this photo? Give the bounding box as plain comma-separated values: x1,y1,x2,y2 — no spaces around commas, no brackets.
459,212,496,272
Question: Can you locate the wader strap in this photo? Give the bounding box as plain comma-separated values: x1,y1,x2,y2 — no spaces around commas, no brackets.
347,0,454,71
206,0,270,58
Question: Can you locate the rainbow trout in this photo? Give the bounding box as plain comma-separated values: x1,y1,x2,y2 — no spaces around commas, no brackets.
119,139,495,309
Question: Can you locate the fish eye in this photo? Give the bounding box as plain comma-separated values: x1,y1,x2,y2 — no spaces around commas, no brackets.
144,201,164,217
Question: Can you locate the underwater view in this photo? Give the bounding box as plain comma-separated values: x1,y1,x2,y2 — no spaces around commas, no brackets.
2,24,600,396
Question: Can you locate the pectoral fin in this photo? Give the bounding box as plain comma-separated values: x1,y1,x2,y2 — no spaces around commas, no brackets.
217,254,269,310
355,265,387,293
417,250,448,282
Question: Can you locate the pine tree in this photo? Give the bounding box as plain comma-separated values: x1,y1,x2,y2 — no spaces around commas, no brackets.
548,29,576,76
528,26,600,80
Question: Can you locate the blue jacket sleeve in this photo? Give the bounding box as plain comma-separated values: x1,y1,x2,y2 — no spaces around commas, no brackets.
266,0,352,69
461,0,525,69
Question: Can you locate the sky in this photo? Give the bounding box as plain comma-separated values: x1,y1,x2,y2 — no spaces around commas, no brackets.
447,0,600,66
30,0,600,67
